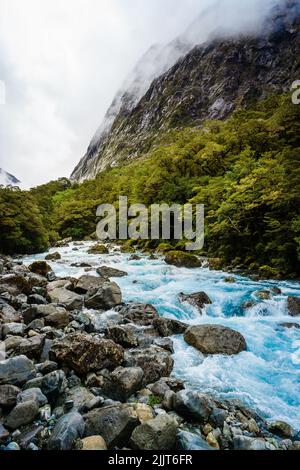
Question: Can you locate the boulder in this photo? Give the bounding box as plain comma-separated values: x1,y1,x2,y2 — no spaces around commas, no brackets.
164,251,202,268
66,386,95,410
288,297,300,317
47,412,85,450
178,292,212,312
17,387,47,407
0,384,20,407
130,414,178,450
153,317,188,336
268,421,294,438
184,325,247,355
80,435,107,450
5,399,40,430
28,261,52,277
100,367,144,402
0,304,22,323
124,347,173,385
96,266,128,279
0,274,31,295
14,335,46,359
48,288,83,311
84,404,139,448
0,355,36,386
84,281,122,310
44,309,70,328
116,303,159,326
28,294,48,305
87,244,109,254
24,370,67,402
50,333,124,375
74,275,105,294
2,322,26,337
173,390,214,422
107,325,138,348
45,252,61,261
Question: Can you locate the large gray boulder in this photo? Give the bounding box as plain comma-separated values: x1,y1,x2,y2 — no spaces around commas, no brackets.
50,333,124,375
184,325,247,355
47,412,85,450
48,288,83,311
84,281,122,310
74,275,105,294
124,346,173,385
0,355,36,386
130,414,178,450
84,404,139,448
100,367,144,402
4,399,40,430
173,390,214,422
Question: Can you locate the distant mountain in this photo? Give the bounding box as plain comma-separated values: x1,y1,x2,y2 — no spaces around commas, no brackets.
0,168,21,186
71,0,300,183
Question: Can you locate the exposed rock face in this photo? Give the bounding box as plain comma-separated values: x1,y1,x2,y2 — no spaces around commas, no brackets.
71,4,300,182
184,325,247,355
50,333,124,375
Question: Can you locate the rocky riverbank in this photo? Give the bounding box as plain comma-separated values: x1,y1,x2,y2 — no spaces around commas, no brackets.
1,243,300,451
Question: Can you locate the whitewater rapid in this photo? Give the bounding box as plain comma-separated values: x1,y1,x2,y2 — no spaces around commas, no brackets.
22,242,300,430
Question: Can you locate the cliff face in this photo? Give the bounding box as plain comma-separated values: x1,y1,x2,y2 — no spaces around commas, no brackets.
71,1,300,183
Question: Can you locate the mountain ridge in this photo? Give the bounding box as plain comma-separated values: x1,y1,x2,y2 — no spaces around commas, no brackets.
71,0,300,183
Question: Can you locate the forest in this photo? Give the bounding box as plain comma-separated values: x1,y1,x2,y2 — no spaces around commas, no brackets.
1,94,299,278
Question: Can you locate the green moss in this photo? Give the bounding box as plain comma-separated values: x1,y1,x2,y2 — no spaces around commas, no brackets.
147,395,163,407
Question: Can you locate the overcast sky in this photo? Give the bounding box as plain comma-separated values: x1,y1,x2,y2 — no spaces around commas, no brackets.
0,0,282,188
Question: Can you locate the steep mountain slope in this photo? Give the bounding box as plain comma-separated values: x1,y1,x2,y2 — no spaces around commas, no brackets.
71,0,300,182
0,168,20,186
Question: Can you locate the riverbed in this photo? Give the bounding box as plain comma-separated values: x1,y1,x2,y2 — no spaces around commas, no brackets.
22,241,300,431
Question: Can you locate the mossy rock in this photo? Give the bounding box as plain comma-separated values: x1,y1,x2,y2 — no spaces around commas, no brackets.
156,243,174,253
164,251,202,268
28,260,52,277
208,258,224,270
87,244,109,254
120,245,135,254
258,265,281,279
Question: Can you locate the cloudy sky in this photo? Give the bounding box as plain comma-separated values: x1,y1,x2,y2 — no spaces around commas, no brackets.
0,0,281,188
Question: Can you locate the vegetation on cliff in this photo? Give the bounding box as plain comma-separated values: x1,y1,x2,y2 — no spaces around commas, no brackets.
0,94,299,277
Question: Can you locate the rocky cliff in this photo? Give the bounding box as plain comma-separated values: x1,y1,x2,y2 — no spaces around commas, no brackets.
71,0,300,183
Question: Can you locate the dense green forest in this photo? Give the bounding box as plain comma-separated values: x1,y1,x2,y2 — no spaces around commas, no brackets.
1,94,300,278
